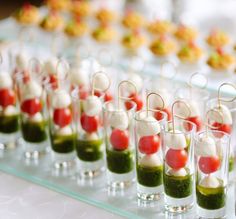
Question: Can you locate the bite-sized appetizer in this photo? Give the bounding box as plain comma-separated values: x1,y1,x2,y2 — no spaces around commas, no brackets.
177,41,203,64
43,57,59,89
121,29,145,51
40,10,64,32
92,24,116,43
64,16,88,37
147,19,174,35
45,0,71,11
206,29,230,48
122,10,145,30
13,53,29,76
71,0,91,18
150,35,176,57
207,48,235,71
13,3,39,25
174,24,198,42
95,8,116,24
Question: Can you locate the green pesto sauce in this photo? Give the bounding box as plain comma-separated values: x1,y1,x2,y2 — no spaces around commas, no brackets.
0,114,19,134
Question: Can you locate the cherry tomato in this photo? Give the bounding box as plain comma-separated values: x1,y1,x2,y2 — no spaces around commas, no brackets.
104,92,113,102
154,107,172,121
49,75,58,90
80,113,99,133
23,71,30,84
166,149,188,169
53,108,72,127
198,156,221,174
138,135,160,154
125,93,143,111
0,89,15,108
211,122,232,138
21,98,42,116
184,116,202,132
110,129,129,151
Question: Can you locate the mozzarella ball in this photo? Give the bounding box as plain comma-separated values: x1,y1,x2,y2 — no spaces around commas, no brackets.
109,110,129,130
3,105,18,116
149,89,170,109
168,168,187,177
70,67,89,86
0,73,13,89
199,175,220,188
195,135,217,157
165,130,187,149
137,116,160,137
57,126,73,136
29,112,43,123
44,57,58,74
127,73,143,93
15,53,28,70
22,80,42,101
213,105,232,125
139,154,162,167
83,95,102,116
85,132,99,140
93,73,110,91
52,89,71,108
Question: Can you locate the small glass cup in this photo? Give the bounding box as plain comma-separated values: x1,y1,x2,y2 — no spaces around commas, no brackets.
0,74,20,150
46,85,77,172
76,88,105,178
16,74,49,159
206,98,236,182
103,100,136,189
162,118,196,213
135,110,167,201
195,130,230,218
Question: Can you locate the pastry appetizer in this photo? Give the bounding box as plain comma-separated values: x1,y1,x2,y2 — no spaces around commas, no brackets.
71,0,91,17
40,11,64,32
45,0,71,11
92,24,116,43
64,16,88,37
147,19,174,35
122,10,145,29
95,8,116,24
206,29,230,48
174,24,198,42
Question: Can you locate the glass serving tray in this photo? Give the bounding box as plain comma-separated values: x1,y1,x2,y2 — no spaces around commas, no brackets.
0,146,235,219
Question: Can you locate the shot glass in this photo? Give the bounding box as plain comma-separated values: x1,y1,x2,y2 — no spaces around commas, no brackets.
135,109,167,201
195,130,230,218
206,97,235,182
103,100,136,189
47,84,77,171
0,73,20,150
162,118,196,213
17,75,49,159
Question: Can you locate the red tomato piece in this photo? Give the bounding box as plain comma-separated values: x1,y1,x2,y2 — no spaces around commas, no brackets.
198,156,221,174
184,116,202,132
166,149,188,169
128,93,143,111
0,89,15,108
80,113,99,133
49,75,58,90
53,108,72,127
110,129,129,151
154,107,172,121
211,122,232,138
104,92,113,102
138,135,160,154
21,98,42,116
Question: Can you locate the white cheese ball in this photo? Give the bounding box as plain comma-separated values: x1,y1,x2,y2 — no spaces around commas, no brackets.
83,95,102,116
70,68,89,87
139,154,162,167
29,112,43,123
175,100,200,118
22,80,42,101
149,89,170,109
195,135,217,157
3,105,18,116
127,73,143,93
15,53,28,70
136,116,160,137
85,132,99,140
199,175,220,188
213,105,232,125
57,126,73,136
109,110,129,130
93,73,110,91
168,168,187,177
44,57,58,74
52,89,71,109
165,130,187,150
0,73,13,89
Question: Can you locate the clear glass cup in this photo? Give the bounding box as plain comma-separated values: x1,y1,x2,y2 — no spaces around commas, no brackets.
0,73,20,150
135,110,167,201
161,118,196,213
103,100,136,189
76,88,105,178
195,130,230,218
206,98,235,182
175,86,210,132
17,76,49,159
46,84,77,172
